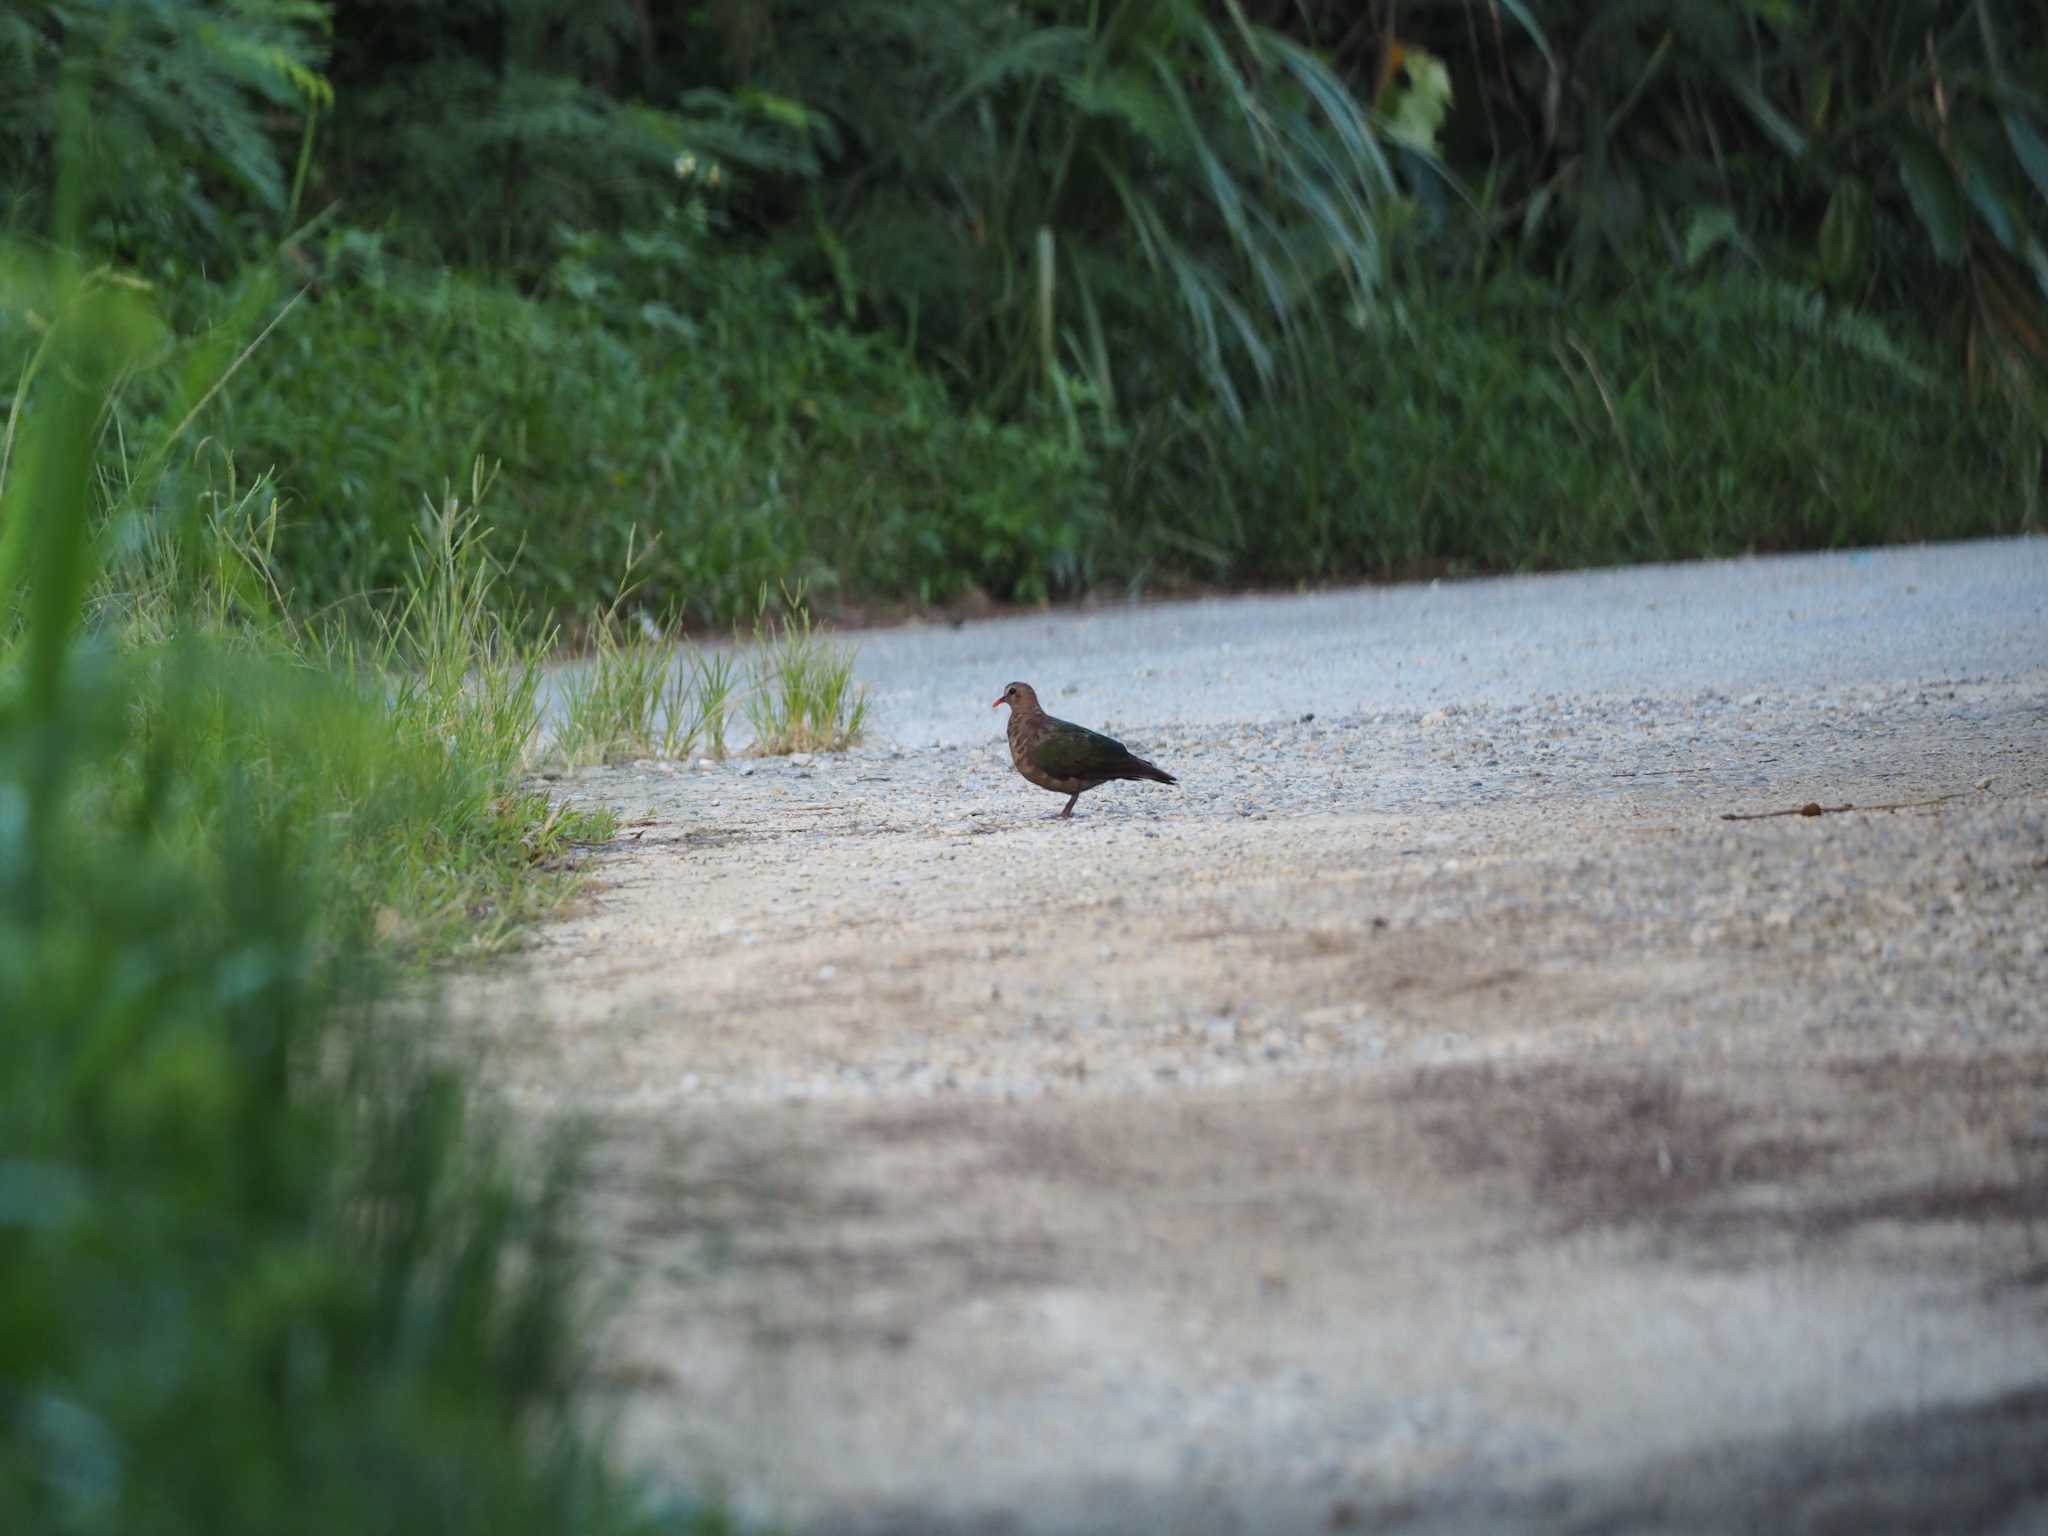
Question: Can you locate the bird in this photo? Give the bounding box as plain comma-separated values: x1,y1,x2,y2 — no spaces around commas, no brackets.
992,681,1177,818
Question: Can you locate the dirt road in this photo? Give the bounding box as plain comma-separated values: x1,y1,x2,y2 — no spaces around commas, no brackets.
458,539,2048,1533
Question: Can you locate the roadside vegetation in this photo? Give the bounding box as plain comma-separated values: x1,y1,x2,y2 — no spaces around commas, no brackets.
552,581,861,767
7,2,2042,637
0,226,730,1528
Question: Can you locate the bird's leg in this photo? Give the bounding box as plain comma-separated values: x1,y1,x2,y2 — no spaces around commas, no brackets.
1058,793,1079,818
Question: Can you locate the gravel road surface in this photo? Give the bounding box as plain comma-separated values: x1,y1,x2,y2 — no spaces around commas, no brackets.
459,537,2048,1534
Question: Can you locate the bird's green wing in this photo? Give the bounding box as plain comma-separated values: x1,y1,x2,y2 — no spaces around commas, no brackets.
1031,721,1131,776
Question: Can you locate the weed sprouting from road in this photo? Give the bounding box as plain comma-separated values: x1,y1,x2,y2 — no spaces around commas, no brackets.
550,581,865,764
690,646,739,760
743,585,869,756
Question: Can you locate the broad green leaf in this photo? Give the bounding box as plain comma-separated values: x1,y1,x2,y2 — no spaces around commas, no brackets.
1895,133,1967,265
0,256,163,715
2024,236,2048,305
735,88,816,131
1958,147,2018,252
2005,109,2048,206
1721,71,1807,159
1491,0,1557,75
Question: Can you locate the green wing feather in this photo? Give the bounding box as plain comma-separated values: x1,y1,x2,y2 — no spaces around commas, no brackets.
1031,721,1131,776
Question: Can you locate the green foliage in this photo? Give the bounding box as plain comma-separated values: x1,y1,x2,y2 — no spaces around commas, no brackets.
6,0,2039,641
0,251,718,1533
0,0,330,270
325,0,667,275
332,470,621,955
192,225,1107,619
115,234,2034,635
755,0,1400,419
318,0,826,277
0,631,708,1533
79,421,613,958
1113,272,2038,584
1381,2,2048,378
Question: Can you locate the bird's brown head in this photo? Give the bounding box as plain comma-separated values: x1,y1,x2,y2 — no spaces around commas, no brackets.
992,681,1040,712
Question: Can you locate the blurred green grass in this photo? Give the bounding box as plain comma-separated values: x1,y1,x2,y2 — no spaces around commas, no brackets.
1,230,722,1536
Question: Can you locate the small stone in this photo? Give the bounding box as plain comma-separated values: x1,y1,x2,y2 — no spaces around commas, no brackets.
816,964,838,983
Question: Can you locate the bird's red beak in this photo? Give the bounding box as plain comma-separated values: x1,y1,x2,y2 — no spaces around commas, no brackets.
991,695,1005,709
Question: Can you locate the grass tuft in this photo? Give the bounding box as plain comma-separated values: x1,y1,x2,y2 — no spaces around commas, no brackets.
551,615,746,769
552,615,746,769
688,645,739,761
297,462,619,957
554,614,686,769
371,464,545,785
742,585,869,756
550,580,865,766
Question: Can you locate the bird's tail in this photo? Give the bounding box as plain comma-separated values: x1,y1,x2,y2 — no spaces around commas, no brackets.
1131,757,1176,785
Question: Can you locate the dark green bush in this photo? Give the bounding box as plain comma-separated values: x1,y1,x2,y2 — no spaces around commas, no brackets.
1112,274,2037,585
0,0,328,274
194,225,1104,623
167,256,2038,623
